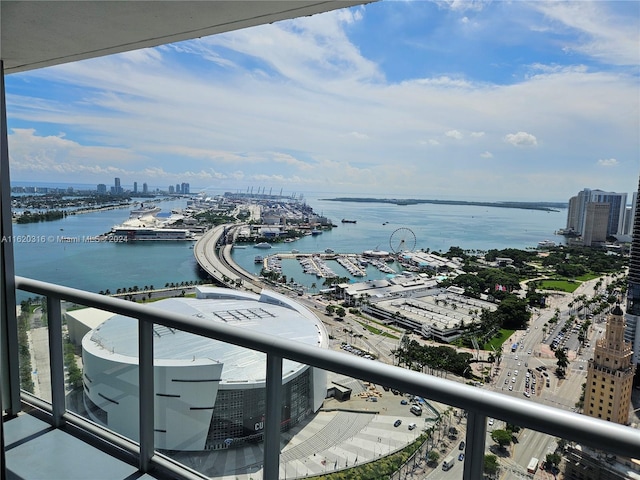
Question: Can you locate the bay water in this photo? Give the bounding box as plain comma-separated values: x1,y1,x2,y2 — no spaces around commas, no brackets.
9,192,567,298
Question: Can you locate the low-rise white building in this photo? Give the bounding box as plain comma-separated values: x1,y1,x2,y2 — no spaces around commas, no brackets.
344,278,497,343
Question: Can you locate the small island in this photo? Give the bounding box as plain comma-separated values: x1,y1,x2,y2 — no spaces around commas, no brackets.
322,197,565,212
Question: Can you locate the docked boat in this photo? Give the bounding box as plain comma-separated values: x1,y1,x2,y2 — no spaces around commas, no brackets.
341,219,356,224
311,229,322,235
254,242,272,249
537,240,556,248
254,255,264,263
325,248,335,254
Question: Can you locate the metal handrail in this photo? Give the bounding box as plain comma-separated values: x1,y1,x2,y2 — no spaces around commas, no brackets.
15,276,640,479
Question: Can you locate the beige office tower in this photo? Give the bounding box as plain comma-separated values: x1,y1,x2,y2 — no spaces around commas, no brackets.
584,304,635,424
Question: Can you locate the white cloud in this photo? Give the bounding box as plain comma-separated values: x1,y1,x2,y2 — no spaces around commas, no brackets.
343,131,370,140
530,2,640,66
5,2,639,200
440,0,490,13
597,158,618,167
504,132,538,147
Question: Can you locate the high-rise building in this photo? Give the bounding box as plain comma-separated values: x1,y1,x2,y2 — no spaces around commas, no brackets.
113,177,123,195
622,192,637,236
584,304,635,424
133,181,137,194
97,183,107,194
565,188,628,238
566,188,591,234
142,182,148,194
181,182,190,195
175,183,181,194
626,177,640,366
589,190,627,236
582,203,610,247
168,185,174,194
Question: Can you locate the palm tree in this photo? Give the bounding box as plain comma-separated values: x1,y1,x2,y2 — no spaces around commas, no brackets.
555,348,569,377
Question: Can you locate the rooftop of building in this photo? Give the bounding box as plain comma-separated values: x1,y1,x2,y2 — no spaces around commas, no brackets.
82,287,327,383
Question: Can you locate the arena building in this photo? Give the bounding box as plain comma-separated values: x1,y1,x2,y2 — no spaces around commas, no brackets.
76,287,329,451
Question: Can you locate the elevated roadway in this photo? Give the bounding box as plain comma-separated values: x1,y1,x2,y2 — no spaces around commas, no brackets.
193,224,262,293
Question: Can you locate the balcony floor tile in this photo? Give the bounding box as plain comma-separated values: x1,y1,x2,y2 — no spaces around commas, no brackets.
4,413,159,480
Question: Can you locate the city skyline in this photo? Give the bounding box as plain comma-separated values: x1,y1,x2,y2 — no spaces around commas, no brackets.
4,1,640,201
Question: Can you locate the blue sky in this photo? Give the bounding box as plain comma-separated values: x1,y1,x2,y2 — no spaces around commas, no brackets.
5,0,640,201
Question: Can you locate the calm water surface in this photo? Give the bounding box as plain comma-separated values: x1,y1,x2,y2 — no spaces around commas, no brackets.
10,192,567,297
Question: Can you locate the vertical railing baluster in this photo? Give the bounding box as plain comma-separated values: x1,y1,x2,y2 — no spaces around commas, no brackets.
264,353,283,479
47,296,65,427
138,318,154,472
463,410,486,480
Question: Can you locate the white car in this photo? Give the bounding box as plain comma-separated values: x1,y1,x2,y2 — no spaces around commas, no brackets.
488,418,494,426
508,385,513,391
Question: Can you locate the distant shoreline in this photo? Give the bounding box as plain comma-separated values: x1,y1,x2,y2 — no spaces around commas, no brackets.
322,197,565,212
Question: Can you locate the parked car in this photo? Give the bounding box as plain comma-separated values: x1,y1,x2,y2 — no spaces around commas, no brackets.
459,441,465,450
408,423,417,430
458,453,465,461
394,419,402,427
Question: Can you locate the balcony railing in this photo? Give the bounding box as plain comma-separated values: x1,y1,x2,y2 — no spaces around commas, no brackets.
10,276,640,480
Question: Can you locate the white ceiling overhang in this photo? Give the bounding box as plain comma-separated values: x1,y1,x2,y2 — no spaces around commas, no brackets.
1,1,371,74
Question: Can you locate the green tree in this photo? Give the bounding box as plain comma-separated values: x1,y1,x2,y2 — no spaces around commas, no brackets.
505,423,521,434
555,348,569,377
495,295,530,329
546,452,561,468
484,454,499,476
427,450,440,465
491,429,512,449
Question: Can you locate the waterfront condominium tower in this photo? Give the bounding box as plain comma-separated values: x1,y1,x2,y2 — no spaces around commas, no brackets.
566,188,628,237
584,304,635,424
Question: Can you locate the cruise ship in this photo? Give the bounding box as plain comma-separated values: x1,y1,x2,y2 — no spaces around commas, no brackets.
130,203,161,217
109,226,194,241
109,204,195,240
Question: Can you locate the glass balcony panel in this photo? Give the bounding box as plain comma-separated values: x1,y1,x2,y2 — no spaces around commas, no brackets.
18,297,53,405
13,278,640,480
154,331,268,478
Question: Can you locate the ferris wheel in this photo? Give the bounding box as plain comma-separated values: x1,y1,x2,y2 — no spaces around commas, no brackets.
389,227,416,253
